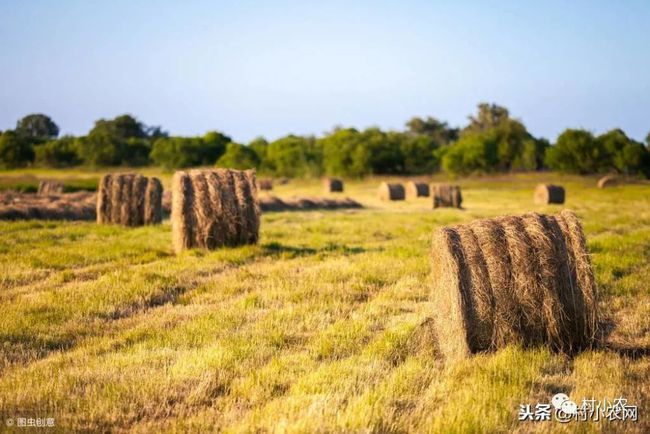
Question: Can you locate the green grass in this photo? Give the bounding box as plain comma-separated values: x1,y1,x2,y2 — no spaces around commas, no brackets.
0,172,648,433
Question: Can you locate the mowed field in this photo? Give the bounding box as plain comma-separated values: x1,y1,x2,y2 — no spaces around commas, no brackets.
0,171,648,433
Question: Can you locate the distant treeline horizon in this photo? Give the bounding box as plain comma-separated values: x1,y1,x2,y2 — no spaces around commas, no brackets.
1,103,649,178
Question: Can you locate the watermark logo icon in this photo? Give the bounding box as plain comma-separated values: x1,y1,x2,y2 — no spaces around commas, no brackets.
519,394,638,423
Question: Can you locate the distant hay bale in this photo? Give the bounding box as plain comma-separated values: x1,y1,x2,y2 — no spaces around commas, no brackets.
37,180,64,195
431,183,462,208
171,168,260,253
534,184,565,205
162,190,172,214
96,173,163,226
430,210,598,361
324,178,344,193
597,175,618,188
405,182,430,199
378,182,405,201
258,178,273,191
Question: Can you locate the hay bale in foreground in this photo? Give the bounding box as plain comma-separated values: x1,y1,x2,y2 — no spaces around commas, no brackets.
171,168,260,253
96,173,163,226
324,178,344,193
431,183,462,208
405,182,430,199
37,180,64,195
258,178,273,191
430,210,598,360
378,182,405,201
534,184,565,204
597,175,618,188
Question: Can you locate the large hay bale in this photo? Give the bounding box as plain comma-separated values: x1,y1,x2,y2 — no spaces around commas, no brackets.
96,173,163,226
405,182,430,199
430,210,598,360
258,178,273,191
324,178,344,193
171,169,260,253
37,180,64,195
597,175,618,188
431,183,462,208
534,184,565,204
378,182,405,201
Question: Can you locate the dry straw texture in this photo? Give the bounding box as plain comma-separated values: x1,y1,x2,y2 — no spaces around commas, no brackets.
405,182,430,199
258,178,274,191
534,184,565,204
259,196,362,212
323,178,344,193
0,191,96,220
431,183,462,208
378,182,405,201
597,175,618,188
96,173,163,226
430,210,598,361
171,168,260,253
37,180,64,195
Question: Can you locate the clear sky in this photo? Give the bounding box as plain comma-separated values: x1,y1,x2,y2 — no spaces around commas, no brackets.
1,0,649,143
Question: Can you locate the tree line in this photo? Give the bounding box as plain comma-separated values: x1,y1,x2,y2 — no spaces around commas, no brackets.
1,104,649,177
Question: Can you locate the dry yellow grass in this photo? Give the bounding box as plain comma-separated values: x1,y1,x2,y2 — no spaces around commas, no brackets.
0,172,647,433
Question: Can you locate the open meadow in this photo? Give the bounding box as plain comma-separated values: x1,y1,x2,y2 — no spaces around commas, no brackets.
0,171,648,433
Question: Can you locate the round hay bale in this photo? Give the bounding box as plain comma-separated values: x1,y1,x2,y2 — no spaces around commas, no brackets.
172,171,196,253
533,184,565,205
258,178,273,191
171,169,260,252
96,174,113,224
324,178,344,193
431,183,462,208
378,182,405,201
97,173,163,226
597,175,618,188
144,178,163,224
430,210,598,361
405,182,430,199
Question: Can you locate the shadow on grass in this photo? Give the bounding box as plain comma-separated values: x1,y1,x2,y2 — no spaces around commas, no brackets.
597,319,650,360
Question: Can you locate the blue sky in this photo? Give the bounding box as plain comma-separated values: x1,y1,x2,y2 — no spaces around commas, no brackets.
1,0,649,143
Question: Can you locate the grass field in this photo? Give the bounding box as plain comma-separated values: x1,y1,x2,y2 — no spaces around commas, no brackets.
0,171,648,433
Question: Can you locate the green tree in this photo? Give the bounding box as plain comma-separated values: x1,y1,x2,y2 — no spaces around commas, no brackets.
545,129,606,174
465,103,510,133
460,104,534,171
0,130,35,168
15,114,59,142
597,129,649,175
405,116,458,145
519,138,549,171
320,128,368,177
441,131,499,175
266,135,322,177
77,114,149,166
34,136,80,167
216,142,260,169
362,128,404,174
201,131,231,165
249,137,269,163
150,137,202,170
